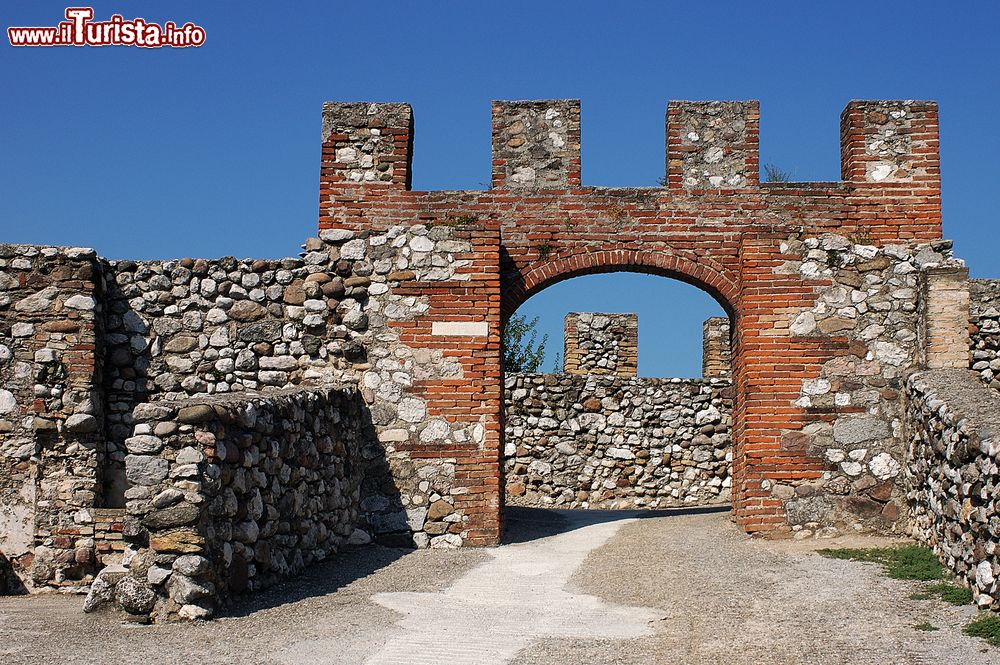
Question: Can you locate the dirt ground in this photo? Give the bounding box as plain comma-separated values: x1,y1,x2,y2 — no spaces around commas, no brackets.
1,507,995,664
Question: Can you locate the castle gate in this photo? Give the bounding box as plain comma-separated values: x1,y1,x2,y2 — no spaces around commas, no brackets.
320,98,943,544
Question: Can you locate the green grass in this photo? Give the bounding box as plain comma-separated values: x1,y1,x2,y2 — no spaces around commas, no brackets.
964,615,1000,647
914,621,939,632
927,583,974,605
817,545,945,581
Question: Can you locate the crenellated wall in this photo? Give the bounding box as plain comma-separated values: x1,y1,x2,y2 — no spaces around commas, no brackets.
9,94,996,618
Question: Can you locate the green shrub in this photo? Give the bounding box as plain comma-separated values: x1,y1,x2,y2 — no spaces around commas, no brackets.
817,545,945,581
964,615,1000,647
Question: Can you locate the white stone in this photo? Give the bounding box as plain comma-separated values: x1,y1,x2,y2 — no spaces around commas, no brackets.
341,239,367,260
319,228,355,243
790,311,816,336
977,561,995,587
63,294,96,310
868,452,901,480
409,236,435,252
840,461,864,476
11,323,34,337
0,389,17,415
398,398,426,423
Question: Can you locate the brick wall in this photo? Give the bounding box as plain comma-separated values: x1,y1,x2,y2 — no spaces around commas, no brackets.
917,265,971,370
0,245,106,592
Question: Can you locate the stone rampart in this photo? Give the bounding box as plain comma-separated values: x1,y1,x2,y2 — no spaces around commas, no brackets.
504,374,732,509
905,369,1000,609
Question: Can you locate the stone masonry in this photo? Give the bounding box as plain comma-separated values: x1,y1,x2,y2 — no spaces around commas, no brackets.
10,95,1000,617
702,316,732,379
505,374,732,509
562,312,638,376
970,279,1000,390
506,314,732,510
905,370,1000,610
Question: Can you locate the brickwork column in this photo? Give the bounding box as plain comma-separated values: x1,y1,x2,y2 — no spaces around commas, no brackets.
702,316,732,378
918,265,971,369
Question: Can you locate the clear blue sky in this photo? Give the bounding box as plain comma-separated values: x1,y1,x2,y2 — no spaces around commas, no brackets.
3,1,998,376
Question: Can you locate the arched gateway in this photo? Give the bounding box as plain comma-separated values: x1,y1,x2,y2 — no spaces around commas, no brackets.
320,97,944,544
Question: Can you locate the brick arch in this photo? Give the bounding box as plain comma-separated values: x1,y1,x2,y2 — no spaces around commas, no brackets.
501,249,739,322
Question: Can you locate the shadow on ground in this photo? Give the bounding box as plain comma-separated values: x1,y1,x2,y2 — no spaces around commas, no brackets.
219,544,410,618
217,505,730,618
502,504,732,545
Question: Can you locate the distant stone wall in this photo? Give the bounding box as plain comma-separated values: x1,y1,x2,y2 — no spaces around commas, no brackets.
970,279,1000,390
85,387,365,621
702,316,731,378
504,374,732,509
904,369,1000,610
562,312,638,376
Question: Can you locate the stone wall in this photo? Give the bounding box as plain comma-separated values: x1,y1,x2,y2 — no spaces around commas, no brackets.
97,241,386,506
766,235,961,537
85,387,365,621
491,99,581,189
904,369,1000,609
970,279,1000,390
505,374,732,509
702,316,731,378
1,216,497,599
562,312,638,376
0,245,107,592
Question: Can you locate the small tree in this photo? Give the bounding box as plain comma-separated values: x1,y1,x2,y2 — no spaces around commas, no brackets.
764,163,793,182
502,314,548,373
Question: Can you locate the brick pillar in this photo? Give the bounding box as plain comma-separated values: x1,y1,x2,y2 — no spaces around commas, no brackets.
918,265,971,369
702,316,732,378
840,100,940,185
563,312,638,376
665,100,759,190
491,99,581,189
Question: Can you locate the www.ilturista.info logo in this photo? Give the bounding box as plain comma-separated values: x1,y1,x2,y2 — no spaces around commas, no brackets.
8,7,206,48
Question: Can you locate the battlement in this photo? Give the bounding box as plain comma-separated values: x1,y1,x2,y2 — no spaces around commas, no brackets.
320,98,940,192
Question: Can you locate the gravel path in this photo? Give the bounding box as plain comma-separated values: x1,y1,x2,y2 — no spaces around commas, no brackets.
1,508,996,664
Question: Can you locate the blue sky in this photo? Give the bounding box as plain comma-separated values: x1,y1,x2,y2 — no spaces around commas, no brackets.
3,1,998,376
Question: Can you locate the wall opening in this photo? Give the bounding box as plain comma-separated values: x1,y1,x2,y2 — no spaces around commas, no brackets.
501,272,734,513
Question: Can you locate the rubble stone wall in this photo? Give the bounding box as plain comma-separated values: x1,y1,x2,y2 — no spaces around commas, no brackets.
562,312,638,376
0,245,106,592
763,235,960,537
86,386,365,621
904,369,1000,609
970,279,1000,390
504,374,732,509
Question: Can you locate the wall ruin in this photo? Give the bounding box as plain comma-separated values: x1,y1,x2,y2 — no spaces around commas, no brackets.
8,95,1000,618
